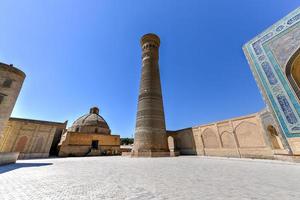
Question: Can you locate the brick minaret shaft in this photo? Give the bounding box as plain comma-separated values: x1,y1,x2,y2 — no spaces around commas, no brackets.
131,33,170,157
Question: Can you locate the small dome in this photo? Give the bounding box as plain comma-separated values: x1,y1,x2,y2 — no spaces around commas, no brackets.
69,107,111,134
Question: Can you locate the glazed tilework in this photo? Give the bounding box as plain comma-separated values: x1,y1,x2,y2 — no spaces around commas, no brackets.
243,7,300,138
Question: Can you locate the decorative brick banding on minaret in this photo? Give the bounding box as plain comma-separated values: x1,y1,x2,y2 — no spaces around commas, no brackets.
131,33,170,157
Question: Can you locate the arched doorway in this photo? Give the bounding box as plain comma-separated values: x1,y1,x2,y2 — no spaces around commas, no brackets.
267,125,283,150
167,136,178,156
286,49,300,100
168,136,175,152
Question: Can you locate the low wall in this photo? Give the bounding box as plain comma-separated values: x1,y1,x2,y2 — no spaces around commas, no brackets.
167,111,283,160
0,152,19,165
18,153,49,159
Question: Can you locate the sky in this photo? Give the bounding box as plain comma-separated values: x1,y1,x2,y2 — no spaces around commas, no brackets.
1,1,299,137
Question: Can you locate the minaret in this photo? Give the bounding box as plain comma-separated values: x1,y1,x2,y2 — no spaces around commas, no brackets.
131,33,170,157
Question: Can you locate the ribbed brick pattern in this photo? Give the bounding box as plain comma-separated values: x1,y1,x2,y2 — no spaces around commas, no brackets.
131,34,169,157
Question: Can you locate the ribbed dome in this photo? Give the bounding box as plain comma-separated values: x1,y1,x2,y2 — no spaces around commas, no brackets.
69,107,111,134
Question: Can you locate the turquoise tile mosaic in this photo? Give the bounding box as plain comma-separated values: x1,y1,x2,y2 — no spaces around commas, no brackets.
243,7,300,138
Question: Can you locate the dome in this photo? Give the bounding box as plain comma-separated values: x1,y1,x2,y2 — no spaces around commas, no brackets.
69,107,111,134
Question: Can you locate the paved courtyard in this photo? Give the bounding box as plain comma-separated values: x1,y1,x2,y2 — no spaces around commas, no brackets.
0,156,300,200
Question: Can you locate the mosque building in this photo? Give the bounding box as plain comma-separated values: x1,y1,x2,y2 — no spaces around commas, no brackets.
0,62,26,164
0,117,67,159
129,33,285,159
58,107,120,157
130,7,300,161
0,7,300,165
0,61,120,165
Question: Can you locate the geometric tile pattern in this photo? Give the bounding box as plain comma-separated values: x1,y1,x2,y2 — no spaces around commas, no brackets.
243,7,300,138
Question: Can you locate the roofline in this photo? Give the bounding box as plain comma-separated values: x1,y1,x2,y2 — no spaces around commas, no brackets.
9,117,67,126
0,62,26,78
167,110,265,132
67,131,120,137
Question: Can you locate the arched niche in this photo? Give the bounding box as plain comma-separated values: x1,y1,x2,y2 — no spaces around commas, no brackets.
14,136,28,152
267,125,283,150
168,136,175,152
201,128,219,148
286,48,300,100
220,131,236,149
235,122,265,148
34,137,44,153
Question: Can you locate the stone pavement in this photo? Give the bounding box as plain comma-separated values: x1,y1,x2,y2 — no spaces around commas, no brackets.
0,156,300,200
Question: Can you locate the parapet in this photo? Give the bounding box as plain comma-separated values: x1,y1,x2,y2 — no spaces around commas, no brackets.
0,62,26,78
140,33,160,48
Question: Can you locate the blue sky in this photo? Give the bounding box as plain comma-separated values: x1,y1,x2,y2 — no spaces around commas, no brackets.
1,1,299,137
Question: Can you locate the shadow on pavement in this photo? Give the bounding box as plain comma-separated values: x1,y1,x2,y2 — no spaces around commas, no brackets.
0,162,52,174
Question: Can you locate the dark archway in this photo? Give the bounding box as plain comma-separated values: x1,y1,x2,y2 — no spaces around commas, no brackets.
167,136,175,152
286,48,300,101
267,125,283,150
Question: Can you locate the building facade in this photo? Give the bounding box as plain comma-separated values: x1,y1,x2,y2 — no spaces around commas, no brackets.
128,8,300,161
0,118,66,159
58,107,120,157
243,7,300,156
163,8,300,161
1,7,300,162
0,62,25,165
167,109,289,159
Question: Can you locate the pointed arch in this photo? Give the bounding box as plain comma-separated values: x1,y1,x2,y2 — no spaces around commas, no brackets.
201,128,219,148
34,137,44,153
267,125,283,149
168,136,175,151
235,121,265,148
220,131,236,149
286,48,300,100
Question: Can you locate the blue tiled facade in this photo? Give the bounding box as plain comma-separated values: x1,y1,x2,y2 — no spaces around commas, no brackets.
243,7,300,138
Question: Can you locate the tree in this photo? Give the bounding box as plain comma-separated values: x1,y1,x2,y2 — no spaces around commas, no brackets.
120,138,134,145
